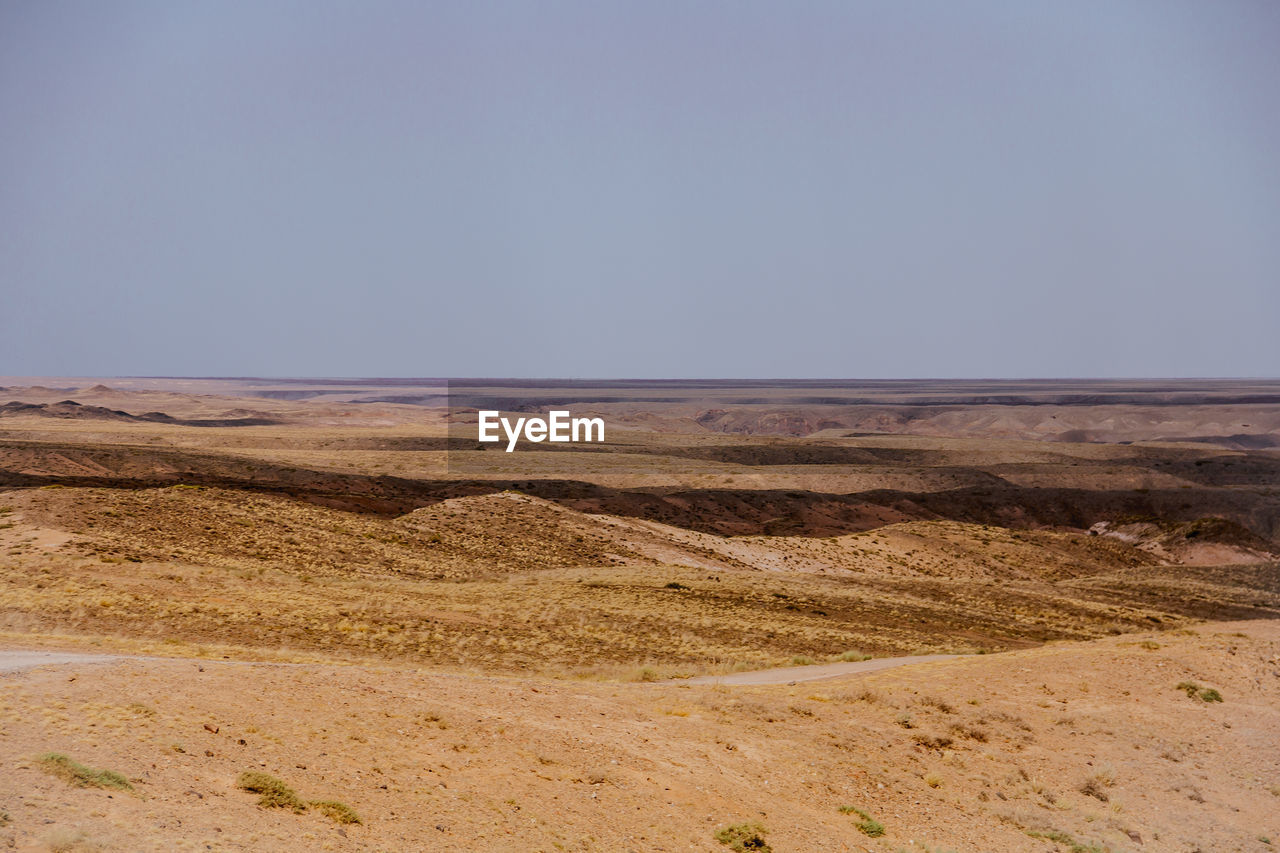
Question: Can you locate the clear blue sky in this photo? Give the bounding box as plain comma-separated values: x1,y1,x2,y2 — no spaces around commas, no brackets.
3,1,1277,378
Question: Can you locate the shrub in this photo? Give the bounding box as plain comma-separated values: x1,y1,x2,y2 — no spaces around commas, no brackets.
1079,777,1110,802
310,800,362,825
236,771,307,812
839,805,885,837
950,722,989,742
714,822,771,852
1026,829,1105,853
37,753,133,791
1176,682,1223,702
912,732,953,750
857,815,886,837
919,696,954,714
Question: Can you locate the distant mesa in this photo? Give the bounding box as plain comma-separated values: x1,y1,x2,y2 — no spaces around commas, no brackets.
82,384,116,393
0,400,278,427
0,400,136,422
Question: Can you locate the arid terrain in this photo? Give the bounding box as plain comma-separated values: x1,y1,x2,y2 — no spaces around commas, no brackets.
1,377,1277,851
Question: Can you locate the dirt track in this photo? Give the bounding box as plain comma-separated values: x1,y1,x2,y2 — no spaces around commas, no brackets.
677,653,964,684
0,648,965,685
0,651,119,673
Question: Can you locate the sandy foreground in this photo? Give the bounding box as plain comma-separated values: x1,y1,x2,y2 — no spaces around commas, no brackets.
1,621,1276,853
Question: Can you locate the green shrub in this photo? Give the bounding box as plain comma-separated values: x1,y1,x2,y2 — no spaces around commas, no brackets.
839,805,885,837
37,753,132,791
310,800,362,824
236,771,307,812
714,822,771,852
1176,682,1223,702
857,816,886,837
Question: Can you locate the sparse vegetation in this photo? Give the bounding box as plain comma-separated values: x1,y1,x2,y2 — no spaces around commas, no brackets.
949,721,989,742
1078,769,1115,802
919,695,954,713
839,805,886,837
40,826,92,852
912,732,954,750
1026,829,1106,853
631,666,661,682
310,799,362,825
714,822,771,851
1177,681,1223,702
236,771,307,812
37,752,133,791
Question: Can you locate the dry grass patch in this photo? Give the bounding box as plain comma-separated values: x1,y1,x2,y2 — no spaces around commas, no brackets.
1078,767,1115,802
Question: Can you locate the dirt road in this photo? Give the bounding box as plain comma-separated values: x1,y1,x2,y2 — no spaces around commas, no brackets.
0,650,119,673
0,648,968,684
677,653,965,685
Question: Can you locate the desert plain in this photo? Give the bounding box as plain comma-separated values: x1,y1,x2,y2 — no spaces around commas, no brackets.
0,377,1277,852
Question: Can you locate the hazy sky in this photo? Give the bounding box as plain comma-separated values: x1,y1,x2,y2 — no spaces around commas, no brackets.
2,1,1277,378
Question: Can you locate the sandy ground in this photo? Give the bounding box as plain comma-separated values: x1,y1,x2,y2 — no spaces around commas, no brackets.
1,620,1277,852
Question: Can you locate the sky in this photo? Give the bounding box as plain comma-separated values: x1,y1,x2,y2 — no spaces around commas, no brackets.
2,0,1278,379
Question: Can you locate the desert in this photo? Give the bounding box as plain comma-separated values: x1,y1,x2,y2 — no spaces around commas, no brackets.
0,377,1276,852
